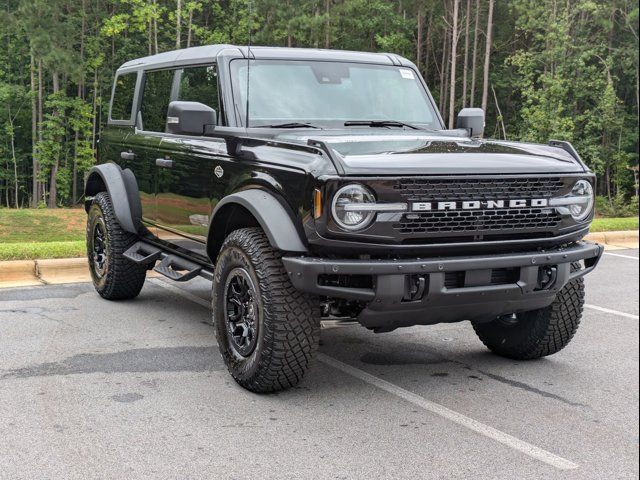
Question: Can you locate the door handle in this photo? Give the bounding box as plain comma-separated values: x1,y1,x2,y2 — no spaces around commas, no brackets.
156,158,174,168
120,151,136,160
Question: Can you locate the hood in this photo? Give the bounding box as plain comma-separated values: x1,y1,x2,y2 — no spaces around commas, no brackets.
275,131,586,176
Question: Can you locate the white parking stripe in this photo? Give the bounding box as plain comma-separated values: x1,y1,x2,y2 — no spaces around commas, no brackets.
317,353,578,470
584,304,639,320
603,252,639,260
149,277,579,471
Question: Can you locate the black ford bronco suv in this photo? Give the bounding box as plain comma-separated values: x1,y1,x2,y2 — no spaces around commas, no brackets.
85,45,603,392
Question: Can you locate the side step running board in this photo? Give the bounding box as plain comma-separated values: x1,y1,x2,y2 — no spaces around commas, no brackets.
123,242,162,265
124,241,213,282
153,255,202,282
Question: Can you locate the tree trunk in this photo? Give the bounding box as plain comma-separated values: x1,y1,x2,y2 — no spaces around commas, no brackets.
8,110,19,208
325,0,331,48
4,158,9,207
469,0,480,107
416,5,423,71
187,8,193,47
448,0,460,129
438,25,448,114
148,18,153,55
424,11,432,77
79,0,86,99
461,0,471,107
48,72,60,209
30,52,39,207
73,131,79,205
36,58,44,205
480,0,494,114
176,0,182,48
491,84,506,139
91,68,98,151
153,8,159,54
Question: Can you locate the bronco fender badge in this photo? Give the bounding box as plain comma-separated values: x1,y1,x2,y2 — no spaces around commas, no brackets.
214,165,224,178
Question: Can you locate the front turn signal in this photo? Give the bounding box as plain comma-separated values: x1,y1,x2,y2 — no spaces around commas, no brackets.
313,189,323,219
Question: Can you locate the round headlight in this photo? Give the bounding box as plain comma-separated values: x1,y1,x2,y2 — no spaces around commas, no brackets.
568,179,594,221
331,184,376,231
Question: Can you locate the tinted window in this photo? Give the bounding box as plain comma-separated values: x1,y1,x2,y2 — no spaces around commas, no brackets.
140,70,174,132
177,65,219,113
111,73,137,121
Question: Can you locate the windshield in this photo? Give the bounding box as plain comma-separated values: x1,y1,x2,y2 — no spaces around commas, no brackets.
230,59,440,129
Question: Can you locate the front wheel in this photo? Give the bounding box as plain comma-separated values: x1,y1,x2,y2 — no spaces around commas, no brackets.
212,227,320,393
472,265,585,360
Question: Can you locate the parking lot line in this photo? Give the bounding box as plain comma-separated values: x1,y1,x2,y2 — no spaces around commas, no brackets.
316,353,579,471
602,252,639,260
584,304,639,320
149,276,579,471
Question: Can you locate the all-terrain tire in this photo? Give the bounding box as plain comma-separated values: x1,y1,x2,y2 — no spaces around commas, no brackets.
212,227,320,393
86,192,147,300
472,263,585,360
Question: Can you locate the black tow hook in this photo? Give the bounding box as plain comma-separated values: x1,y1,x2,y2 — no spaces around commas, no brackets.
537,266,558,290
404,275,428,302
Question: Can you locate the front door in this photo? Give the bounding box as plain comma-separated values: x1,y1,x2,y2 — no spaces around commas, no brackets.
153,64,222,263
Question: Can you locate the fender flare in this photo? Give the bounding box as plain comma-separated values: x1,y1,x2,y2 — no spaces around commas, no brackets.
84,163,142,234
210,190,308,254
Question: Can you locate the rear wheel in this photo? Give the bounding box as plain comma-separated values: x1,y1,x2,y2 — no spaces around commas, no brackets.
212,227,320,393
472,264,584,360
86,192,147,300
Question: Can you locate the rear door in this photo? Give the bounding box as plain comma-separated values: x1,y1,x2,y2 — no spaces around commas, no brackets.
103,71,157,229
126,68,177,238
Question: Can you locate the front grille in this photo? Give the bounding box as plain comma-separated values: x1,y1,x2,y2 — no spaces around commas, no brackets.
395,177,565,201
387,176,570,241
393,208,562,235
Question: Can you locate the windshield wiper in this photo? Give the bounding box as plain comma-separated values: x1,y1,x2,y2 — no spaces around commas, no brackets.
344,120,425,130
253,122,322,129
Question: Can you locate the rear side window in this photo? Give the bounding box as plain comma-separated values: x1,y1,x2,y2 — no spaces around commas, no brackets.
110,73,137,121
140,69,175,132
177,65,219,113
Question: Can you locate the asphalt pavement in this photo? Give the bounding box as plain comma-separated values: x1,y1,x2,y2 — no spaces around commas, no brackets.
0,250,638,479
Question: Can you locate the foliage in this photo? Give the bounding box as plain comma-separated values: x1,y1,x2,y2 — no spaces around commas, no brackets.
0,0,638,208
590,216,639,232
596,194,639,217
0,240,85,260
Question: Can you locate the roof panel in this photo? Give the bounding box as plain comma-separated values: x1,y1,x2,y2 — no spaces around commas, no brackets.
116,44,408,73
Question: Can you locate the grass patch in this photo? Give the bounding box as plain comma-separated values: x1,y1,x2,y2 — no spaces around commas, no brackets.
0,208,86,243
0,241,86,261
590,217,639,232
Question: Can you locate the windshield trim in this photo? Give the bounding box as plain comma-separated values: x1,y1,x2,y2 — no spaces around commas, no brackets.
228,58,444,130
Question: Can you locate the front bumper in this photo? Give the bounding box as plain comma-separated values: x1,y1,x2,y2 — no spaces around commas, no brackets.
283,241,603,330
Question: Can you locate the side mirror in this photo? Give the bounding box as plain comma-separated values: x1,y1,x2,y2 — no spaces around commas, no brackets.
456,108,485,138
166,101,216,136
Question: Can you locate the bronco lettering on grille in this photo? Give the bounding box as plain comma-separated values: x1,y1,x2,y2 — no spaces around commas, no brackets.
411,199,549,211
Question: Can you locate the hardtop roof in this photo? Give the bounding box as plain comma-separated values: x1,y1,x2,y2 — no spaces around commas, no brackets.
116,45,412,73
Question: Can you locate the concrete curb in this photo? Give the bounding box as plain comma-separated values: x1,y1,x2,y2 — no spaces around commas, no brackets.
0,257,90,288
0,260,42,288
0,230,637,289
36,258,90,285
585,230,639,250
